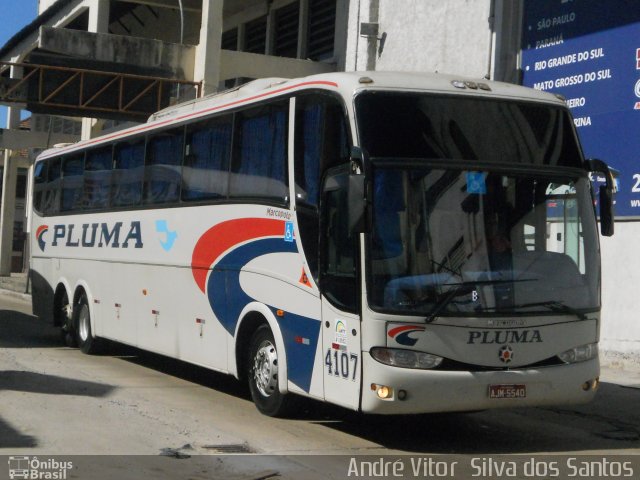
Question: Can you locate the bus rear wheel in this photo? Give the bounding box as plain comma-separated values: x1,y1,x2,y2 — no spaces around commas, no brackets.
75,293,103,354
247,325,295,417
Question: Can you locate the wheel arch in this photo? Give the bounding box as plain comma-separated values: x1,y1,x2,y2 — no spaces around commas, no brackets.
232,302,289,395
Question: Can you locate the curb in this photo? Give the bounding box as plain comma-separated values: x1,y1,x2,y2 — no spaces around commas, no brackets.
0,287,32,302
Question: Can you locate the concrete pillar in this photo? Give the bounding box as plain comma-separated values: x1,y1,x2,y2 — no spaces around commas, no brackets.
366,0,379,71
344,0,372,72
88,0,110,34
297,0,310,59
194,0,224,95
490,0,524,83
81,0,110,141
266,5,276,56
0,104,21,275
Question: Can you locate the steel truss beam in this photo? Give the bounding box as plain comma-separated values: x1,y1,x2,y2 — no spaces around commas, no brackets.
0,61,202,121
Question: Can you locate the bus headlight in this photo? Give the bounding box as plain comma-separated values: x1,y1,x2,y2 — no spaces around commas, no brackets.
558,343,598,364
371,347,443,369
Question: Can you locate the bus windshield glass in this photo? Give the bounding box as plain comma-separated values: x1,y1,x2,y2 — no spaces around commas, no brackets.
355,92,582,168
367,166,600,317
356,92,599,317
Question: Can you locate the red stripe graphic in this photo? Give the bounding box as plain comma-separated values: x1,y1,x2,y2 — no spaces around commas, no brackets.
36,225,48,238
388,325,426,338
191,218,285,293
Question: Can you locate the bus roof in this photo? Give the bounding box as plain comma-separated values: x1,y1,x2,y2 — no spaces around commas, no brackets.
36,71,564,160
150,71,564,120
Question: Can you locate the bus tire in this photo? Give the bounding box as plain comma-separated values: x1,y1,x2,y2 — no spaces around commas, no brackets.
58,290,77,348
75,293,103,354
247,324,295,417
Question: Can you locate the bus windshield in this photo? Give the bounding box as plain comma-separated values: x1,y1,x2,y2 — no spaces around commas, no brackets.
367,166,600,317
355,91,600,317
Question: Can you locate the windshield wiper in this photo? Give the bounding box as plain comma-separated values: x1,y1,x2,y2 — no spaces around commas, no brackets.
507,301,587,320
425,283,476,323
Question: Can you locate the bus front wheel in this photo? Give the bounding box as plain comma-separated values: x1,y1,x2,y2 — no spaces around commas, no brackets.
247,325,295,417
75,293,103,354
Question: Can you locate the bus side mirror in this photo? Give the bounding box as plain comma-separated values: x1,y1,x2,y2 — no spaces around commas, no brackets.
599,184,614,237
348,146,370,234
586,159,614,237
348,173,367,234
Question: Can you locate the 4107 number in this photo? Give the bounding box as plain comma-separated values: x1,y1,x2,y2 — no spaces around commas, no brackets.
325,349,358,381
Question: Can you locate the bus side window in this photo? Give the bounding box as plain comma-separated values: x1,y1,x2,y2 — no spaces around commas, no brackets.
182,116,232,201
230,102,288,203
84,146,113,210
43,158,62,215
295,95,350,208
144,127,184,204
33,161,48,214
61,154,85,212
294,94,351,281
112,139,144,207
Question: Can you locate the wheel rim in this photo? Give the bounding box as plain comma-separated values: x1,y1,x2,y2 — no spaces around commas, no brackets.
78,304,90,342
253,339,278,397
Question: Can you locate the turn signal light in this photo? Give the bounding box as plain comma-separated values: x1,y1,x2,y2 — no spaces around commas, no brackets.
582,377,600,391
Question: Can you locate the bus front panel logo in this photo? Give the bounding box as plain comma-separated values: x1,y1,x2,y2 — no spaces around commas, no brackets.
36,225,49,252
499,345,514,363
388,325,426,346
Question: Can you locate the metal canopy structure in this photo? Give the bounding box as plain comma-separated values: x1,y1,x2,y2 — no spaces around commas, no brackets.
0,60,201,121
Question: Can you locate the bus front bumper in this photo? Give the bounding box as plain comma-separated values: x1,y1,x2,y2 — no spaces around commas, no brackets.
360,353,599,414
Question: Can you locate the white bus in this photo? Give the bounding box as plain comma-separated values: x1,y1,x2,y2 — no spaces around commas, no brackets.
29,72,615,416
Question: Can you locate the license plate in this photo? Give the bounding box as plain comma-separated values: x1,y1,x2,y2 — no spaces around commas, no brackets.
489,384,526,399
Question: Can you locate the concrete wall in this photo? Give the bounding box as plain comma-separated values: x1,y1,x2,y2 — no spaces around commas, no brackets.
346,0,493,78
39,27,196,78
600,223,640,369
219,49,335,82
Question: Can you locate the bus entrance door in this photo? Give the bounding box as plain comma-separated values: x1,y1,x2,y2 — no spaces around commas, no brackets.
321,297,361,410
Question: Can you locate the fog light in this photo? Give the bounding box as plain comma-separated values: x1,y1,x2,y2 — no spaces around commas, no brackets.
397,389,407,401
371,383,394,399
377,386,391,398
582,381,590,391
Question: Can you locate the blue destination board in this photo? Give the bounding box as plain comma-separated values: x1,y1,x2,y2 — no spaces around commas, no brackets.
522,0,640,218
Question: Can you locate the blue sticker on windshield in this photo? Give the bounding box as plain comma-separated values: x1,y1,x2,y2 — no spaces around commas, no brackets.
466,172,487,194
